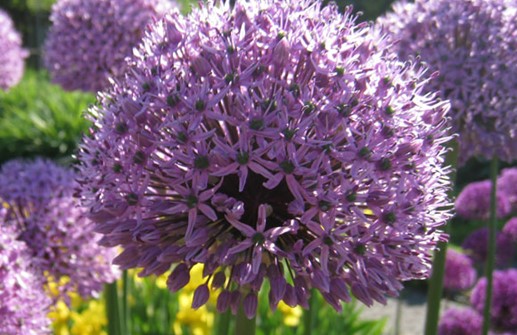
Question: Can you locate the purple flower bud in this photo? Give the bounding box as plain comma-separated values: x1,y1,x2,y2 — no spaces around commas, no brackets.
283,284,298,307
243,292,258,320
192,284,210,309
167,263,190,292
191,55,212,76
216,290,232,313
211,271,226,289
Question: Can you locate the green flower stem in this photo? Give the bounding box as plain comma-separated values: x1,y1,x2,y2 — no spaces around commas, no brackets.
105,282,122,335
235,305,256,335
424,140,458,335
121,270,129,335
303,290,317,335
482,156,498,335
216,310,232,335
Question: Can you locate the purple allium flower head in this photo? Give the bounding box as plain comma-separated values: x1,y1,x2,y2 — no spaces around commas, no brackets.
498,168,517,211
77,0,452,314
0,8,28,91
438,307,483,335
471,269,517,331
43,0,173,92
462,227,515,267
0,214,51,335
455,180,511,220
443,249,476,291
503,217,517,243
378,0,517,164
0,158,120,300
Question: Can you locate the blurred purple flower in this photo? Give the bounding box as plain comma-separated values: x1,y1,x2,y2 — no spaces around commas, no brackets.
443,249,476,291
462,227,515,267
503,217,517,243
0,213,51,335
0,8,28,91
438,307,482,335
498,168,517,211
44,0,173,92
378,0,517,164
471,269,517,332
455,180,511,220
78,0,452,315
0,158,120,300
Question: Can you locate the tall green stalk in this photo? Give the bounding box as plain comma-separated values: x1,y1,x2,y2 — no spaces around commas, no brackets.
482,157,498,335
121,270,129,335
234,304,256,335
105,282,122,335
424,140,458,335
303,290,317,335
216,310,232,335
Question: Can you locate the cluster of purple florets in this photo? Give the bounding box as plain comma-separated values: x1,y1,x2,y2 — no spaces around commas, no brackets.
0,214,51,335
378,0,517,164
0,158,119,300
44,0,172,92
78,0,452,316
0,8,27,91
440,270,517,334
443,249,476,292
471,269,517,332
439,166,517,333
455,168,517,266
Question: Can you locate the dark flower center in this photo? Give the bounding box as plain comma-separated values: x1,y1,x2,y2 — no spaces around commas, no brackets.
218,172,295,230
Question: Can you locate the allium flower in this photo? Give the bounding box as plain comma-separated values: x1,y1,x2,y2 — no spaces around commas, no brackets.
503,217,517,243
438,307,483,335
0,8,27,91
462,227,515,266
471,269,517,332
498,168,517,211
78,0,452,315
455,180,511,220
378,0,517,164
44,0,173,92
0,158,119,300
443,249,476,291
0,216,51,335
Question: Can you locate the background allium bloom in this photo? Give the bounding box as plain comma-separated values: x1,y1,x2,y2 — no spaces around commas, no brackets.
455,180,511,220
443,249,476,291
438,307,482,335
503,217,517,243
0,8,27,91
471,269,517,331
498,168,517,211
378,0,517,164
78,0,451,314
44,0,172,92
0,158,119,299
462,227,515,266
0,219,51,335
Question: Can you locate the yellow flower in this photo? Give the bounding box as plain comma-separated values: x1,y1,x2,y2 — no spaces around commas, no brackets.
48,301,71,335
71,300,107,335
278,301,302,327
173,293,214,335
